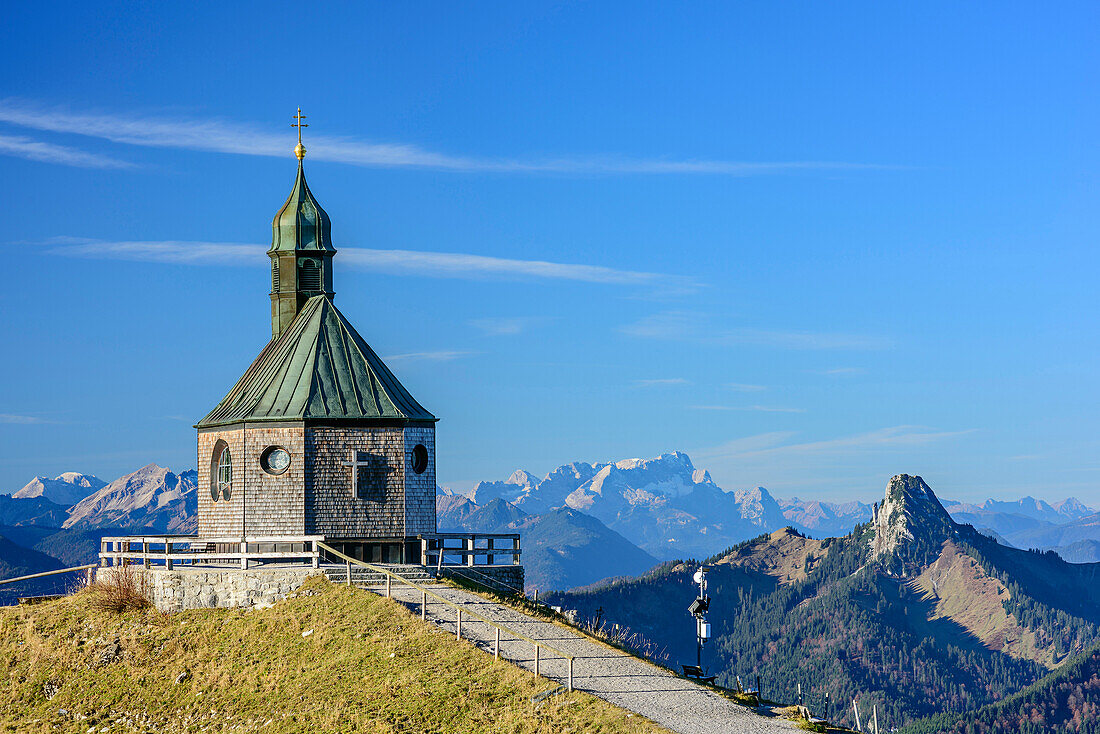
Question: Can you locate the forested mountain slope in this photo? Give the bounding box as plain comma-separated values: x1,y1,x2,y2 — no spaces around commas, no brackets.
902,639,1100,734
547,474,1100,730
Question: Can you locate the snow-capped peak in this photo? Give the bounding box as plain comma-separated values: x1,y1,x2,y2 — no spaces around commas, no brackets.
12,472,106,508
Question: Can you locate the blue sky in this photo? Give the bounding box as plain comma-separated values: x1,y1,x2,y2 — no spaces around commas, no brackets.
2,2,1099,504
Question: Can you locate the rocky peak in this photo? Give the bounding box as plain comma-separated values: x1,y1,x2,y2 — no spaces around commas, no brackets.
1053,496,1094,521
731,486,787,526
63,464,196,532
12,472,106,508
870,474,956,559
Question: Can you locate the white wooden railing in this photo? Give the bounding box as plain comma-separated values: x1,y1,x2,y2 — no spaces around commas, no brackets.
99,535,324,570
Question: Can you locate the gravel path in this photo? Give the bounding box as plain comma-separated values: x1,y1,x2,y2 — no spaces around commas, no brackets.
363,582,796,734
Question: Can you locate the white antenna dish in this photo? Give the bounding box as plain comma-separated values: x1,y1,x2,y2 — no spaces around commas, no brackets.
693,569,705,584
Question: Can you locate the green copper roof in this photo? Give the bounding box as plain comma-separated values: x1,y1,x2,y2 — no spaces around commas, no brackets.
270,162,336,253
197,295,436,428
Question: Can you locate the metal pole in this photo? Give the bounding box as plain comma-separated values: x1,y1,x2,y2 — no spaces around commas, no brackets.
494,628,500,659
874,704,879,734
568,658,574,692
534,644,540,677
386,574,391,598
345,560,351,586
853,699,861,731
421,590,427,620
456,609,462,639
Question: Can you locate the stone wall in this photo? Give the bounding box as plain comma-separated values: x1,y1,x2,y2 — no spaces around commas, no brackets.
100,565,322,613
197,423,306,537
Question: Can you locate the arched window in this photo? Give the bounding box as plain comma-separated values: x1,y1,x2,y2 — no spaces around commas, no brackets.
216,446,232,500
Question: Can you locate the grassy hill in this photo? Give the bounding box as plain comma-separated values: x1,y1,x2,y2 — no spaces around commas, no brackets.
0,576,666,733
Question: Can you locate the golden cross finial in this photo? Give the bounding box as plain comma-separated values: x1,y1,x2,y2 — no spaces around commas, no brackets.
292,107,308,160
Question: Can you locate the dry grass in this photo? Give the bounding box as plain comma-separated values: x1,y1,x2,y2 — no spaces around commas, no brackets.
0,575,668,734
577,618,670,664
86,565,151,614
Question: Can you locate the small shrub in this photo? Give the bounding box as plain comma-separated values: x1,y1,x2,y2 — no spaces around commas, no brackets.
87,565,151,613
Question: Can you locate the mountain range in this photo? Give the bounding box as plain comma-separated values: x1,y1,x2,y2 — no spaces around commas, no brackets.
458,451,1099,563
12,472,105,506
545,474,1100,730
438,495,657,591
0,464,197,598
465,452,850,560
4,452,1100,599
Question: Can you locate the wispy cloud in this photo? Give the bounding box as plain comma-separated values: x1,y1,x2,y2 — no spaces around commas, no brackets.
0,413,51,424
689,404,805,413
0,99,889,176
622,310,890,350
726,383,767,392
632,378,690,388
816,367,865,376
38,237,699,291
696,425,975,462
0,133,133,169
691,425,976,497
469,317,537,336
382,351,476,363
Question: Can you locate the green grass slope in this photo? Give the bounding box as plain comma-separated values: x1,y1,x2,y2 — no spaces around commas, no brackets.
0,576,666,734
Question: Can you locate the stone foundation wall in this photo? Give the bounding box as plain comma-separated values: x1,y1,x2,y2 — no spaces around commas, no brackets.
101,565,322,613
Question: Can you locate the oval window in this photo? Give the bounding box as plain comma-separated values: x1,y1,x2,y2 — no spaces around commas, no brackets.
411,444,429,474
261,446,291,475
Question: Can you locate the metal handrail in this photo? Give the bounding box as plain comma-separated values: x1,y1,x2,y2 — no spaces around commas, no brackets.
0,563,97,586
316,541,574,691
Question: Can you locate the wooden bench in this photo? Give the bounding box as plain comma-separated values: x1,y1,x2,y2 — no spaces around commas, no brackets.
735,675,760,705
680,664,717,684
797,705,827,726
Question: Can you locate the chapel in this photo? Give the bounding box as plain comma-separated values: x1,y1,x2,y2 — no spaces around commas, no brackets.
194,112,437,564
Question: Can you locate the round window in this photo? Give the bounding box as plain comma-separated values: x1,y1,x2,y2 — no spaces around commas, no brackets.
411,444,429,474
261,446,292,475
